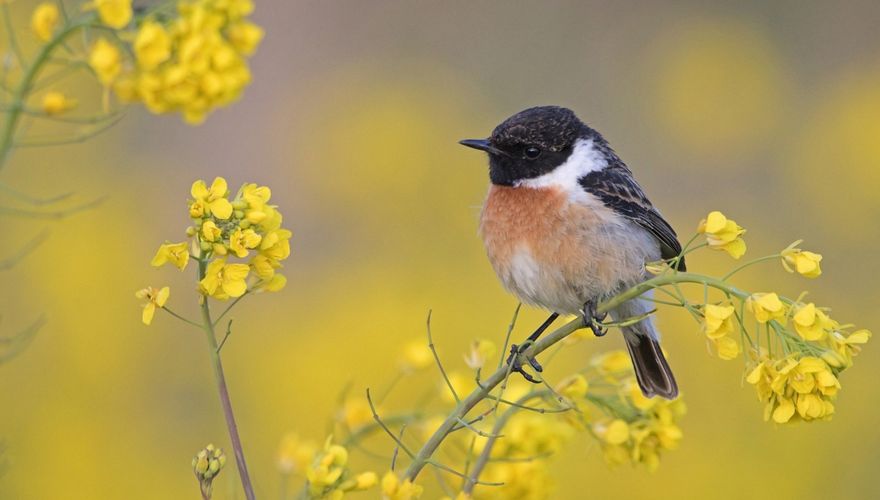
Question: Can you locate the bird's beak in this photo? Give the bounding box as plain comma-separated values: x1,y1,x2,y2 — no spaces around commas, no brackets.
459,138,504,156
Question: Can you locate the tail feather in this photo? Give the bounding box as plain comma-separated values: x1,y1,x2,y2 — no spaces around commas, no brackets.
623,333,678,399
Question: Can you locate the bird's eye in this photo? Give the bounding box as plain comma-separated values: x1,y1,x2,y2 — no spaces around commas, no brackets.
524,146,541,159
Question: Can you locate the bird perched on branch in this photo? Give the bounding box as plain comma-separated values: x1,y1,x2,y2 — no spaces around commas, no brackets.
460,106,684,398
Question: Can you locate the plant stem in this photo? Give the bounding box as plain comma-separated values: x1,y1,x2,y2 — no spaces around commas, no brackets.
0,19,92,170
198,259,256,500
461,391,547,494
402,271,749,482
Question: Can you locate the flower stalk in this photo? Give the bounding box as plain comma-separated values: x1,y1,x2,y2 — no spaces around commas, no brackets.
197,257,256,500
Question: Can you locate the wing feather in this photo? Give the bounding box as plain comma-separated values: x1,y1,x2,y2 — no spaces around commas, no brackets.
579,166,686,271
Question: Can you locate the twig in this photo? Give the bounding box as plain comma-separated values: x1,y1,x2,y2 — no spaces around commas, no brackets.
497,303,522,370
212,292,248,327
0,315,46,364
365,388,415,459
217,320,233,353
0,182,74,205
0,230,48,270
426,310,459,403
161,307,202,328
403,271,752,482
390,424,407,470
0,195,107,219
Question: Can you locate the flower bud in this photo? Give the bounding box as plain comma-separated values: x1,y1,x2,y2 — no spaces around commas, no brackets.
186,226,197,237
234,210,245,219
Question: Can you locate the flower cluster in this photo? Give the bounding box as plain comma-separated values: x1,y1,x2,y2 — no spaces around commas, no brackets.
304,438,377,499
139,177,289,325
588,361,686,471
689,211,871,423
115,0,264,123
192,444,226,498
27,0,262,124
747,355,839,423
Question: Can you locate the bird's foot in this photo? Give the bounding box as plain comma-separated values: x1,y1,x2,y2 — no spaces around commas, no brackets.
582,300,608,337
505,343,543,384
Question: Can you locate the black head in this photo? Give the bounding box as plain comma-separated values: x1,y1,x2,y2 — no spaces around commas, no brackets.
460,106,591,186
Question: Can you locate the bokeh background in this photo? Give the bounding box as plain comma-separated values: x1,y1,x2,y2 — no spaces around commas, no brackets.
2,0,880,498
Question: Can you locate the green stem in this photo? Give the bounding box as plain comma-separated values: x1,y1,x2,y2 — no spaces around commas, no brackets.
461,391,548,495
722,254,781,281
0,19,93,170
402,271,748,482
197,259,256,500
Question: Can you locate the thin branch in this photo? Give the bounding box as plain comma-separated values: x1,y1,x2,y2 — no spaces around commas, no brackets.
389,424,407,471
0,182,74,206
160,307,201,328
0,230,49,270
0,195,106,219
212,292,248,327
15,113,125,147
0,315,46,364
426,310,459,404
365,388,415,459
497,303,521,370
216,319,233,353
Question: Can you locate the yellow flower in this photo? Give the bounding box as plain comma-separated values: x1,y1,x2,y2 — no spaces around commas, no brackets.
41,91,77,115
200,259,249,299
592,350,631,374
229,227,262,258
257,273,286,292
697,211,746,258
827,328,871,368
31,3,59,41
555,373,589,399
191,177,233,219
337,397,373,430
381,471,423,500
227,21,264,55
150,242,190,270
259,228,292,261
135,286,169,325
749,355,840,423
277,433,316,475
781,247,823,278
713,336,740,360
597,419,630,445
463,338,496,369
200,220,222,242
90,0,132,29
746,292,786,323
792,303,833,341
134,21,171,70
306,438,349,497
702,304,735,339
88,38,122,86
399,340,433,372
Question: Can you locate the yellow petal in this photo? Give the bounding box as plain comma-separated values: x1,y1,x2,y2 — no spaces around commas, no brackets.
210,198,233,219
191,180,209,199
155,286,170,307
772,399,795,423
142,303,156,325
704,211,728,234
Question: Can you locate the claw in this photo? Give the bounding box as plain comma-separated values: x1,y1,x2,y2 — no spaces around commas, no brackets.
505,344,542,383
582,301,608,337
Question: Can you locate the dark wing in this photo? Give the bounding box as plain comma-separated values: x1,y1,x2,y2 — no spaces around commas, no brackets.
579,166,686,271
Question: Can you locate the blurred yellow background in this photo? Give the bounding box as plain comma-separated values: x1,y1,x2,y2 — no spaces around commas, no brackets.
2,1,879,498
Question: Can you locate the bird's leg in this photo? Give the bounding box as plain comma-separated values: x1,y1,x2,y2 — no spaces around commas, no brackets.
582,300,608,337
506,312,559,383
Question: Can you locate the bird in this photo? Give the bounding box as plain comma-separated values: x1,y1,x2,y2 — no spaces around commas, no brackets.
460,105,684,399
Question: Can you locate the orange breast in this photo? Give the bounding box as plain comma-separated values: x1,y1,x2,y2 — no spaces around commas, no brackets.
480,185,605,274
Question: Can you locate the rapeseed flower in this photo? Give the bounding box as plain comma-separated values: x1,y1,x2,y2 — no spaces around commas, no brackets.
698,210,746,258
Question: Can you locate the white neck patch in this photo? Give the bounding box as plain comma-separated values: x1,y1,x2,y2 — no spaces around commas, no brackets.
515,138,606,195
